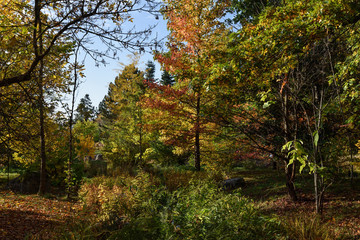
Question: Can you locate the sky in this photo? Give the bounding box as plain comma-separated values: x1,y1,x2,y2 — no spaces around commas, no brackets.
68,10,169,109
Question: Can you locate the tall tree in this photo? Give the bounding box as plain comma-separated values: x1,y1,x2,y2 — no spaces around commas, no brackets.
160,70,175,86
1,0,74,194
144,60,156,82
216,0,360,207
153,0,230,171
102,58,148,167
75,94,95,122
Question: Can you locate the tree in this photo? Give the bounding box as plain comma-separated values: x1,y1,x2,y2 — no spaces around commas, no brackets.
75,94,96,122
153,0,230,171
102,58,148,168
160,70,175,86
0,0,159,88
97,98,111,119
217,0,360,208
144,60,156,82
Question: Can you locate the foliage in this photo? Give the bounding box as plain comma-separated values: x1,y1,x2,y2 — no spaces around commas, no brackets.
110,181,283,240
79,173,283,240
73,120,100,162
281,214,333,240
75,94,96,122
79,172,158,229
101,59,151,169
160,70,175,86
282,140,309,173
0,0,158,87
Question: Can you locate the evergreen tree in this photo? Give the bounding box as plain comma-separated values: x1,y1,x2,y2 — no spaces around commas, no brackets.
75,94,95,122
160,70,175,86
144,60,156,82
97,98,112,119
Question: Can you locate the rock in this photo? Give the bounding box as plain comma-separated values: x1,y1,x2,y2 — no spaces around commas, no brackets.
222,177,245,191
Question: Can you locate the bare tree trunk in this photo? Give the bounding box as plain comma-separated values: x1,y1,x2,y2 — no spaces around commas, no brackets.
67,46,80,198
7,145,11,187
36,0,47,195
195,93,201,171
313,85,324,214
286,161,298,201
314,164,319,212
38,78,47,195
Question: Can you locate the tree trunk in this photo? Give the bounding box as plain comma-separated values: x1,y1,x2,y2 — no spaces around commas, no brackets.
38,89,47,195
38,56,47,195
7,146,11,187
36,0,47,195
139,103,143,164
194,94,201,171
314,167,319,212
282,87,298,201
67,46,80,198
286,161,298,201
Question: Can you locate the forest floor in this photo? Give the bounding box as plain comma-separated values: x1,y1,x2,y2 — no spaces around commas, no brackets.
0,168,359,239
0,190,83,240
232,168,360,239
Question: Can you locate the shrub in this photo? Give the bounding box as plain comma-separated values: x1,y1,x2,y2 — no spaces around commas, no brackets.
78,171,160,229
110,181,284,240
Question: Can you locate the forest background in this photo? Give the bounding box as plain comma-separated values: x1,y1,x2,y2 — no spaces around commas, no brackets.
0,0,360,239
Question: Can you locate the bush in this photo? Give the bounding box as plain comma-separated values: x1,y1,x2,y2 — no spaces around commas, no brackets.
78,171,160,229
77,171,285,240
110,181,284,240
159,165,224,192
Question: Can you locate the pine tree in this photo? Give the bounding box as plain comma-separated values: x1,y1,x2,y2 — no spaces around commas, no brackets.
145,60,156,82
75,94,95,122
160,70,175,86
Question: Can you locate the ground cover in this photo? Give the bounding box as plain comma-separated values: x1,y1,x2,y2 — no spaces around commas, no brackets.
0,190,82,239
231,168,360,239
0,167,359,239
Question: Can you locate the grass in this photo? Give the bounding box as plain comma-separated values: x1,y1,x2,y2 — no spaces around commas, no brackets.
1,165,359,239
228,167,290,201
228,166,360,239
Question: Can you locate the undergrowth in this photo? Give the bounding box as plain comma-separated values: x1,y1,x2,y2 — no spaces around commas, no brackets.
59,170,285,239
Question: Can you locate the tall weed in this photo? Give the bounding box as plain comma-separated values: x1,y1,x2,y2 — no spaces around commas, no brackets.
281,214,333,240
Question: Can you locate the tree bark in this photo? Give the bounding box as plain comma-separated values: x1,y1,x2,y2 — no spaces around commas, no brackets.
67,45,80,198
194,93,201,171
286,161,298,201
36,0,47,195
38,79,47,195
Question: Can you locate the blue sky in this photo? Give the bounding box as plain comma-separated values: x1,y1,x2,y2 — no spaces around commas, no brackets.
69,11,169,109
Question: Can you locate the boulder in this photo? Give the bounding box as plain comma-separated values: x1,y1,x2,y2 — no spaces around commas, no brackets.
222,177,245,191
